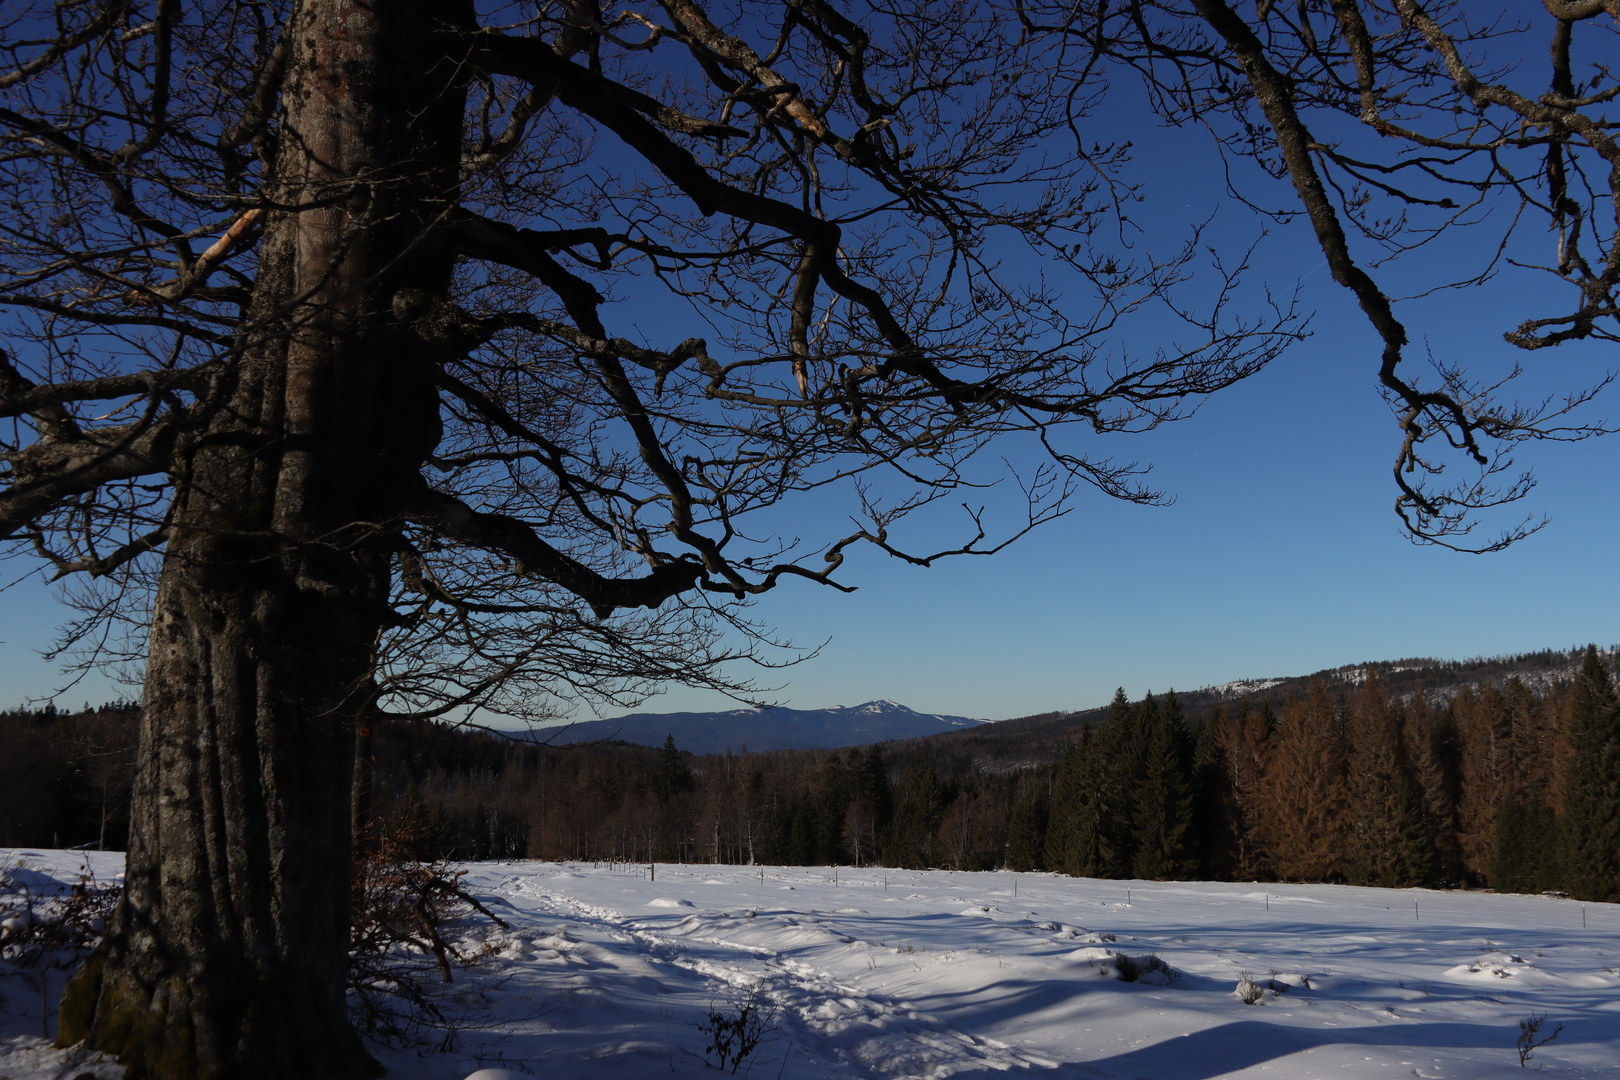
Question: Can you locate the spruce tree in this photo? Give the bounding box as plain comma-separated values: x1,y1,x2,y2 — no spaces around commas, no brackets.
1344,672,1435,886
1132,690,1197,879
858,746,895,831
1233,706,1275,879
654,734,695,803
391,779,427,856
884,760,945,868
1043,723,1120,877
1006,786,1050,872
788,795,816,865
1489,795,1530,892
1194,708,1242,879
1490,792,1561,894
426,801,456,860
1562,646,1620,901
818,753,853,864
1264,681,1349,881
1390,769,1439,888
1404,697,1462,885
1107,689,1150,872
1452,683,1512,883
1043,734,1085,875
1073,724,1123,877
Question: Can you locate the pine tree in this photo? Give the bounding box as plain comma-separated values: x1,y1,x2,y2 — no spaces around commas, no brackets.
1562,646,1620,901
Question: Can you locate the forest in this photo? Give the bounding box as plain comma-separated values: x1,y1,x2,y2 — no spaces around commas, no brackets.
6,646,1616,904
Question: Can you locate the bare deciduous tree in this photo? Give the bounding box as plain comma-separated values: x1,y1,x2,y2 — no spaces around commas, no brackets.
2,1,1302,1075
1021,0,1617,549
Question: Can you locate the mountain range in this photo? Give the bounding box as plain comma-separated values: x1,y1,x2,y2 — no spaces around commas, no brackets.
528,699,986,755
518,645,1618,759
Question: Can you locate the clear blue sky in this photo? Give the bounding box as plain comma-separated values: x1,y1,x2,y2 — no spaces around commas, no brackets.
3,4,1615,721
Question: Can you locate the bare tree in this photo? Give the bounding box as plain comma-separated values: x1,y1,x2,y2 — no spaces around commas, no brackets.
1021,0,1617,550
1,1,1299,1076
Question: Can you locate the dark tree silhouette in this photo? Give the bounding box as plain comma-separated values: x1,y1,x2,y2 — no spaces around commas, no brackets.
0,2,1299,1075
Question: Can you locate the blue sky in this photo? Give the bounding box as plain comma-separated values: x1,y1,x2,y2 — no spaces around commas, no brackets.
2,4,1615,721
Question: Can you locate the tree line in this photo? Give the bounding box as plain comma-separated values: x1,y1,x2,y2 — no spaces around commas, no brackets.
0,702,138,851
5,647,1616,904
378,646,1619,902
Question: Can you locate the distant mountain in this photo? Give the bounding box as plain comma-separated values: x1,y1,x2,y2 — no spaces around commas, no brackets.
527,699,986,754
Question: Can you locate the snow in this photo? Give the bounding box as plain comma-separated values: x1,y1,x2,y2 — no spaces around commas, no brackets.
0,849,126,1080
1201,678,1286,699
4,850,1619,1079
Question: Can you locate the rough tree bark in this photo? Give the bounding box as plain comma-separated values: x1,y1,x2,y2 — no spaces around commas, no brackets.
1,1,1313,1075
55,2,469,1076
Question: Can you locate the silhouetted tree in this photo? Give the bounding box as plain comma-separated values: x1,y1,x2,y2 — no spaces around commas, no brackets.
3,4,1301,1072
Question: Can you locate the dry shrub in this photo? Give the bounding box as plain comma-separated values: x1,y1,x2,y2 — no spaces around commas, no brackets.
696,988,780,1074
347,825,509,1047
0,856,119,1037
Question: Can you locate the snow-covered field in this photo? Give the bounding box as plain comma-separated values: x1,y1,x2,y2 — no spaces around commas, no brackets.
5,849,1619,1079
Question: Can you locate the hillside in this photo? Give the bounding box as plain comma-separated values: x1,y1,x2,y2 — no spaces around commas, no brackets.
915,645,1620,772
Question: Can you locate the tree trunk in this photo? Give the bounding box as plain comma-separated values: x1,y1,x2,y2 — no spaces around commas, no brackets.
57,3,467,1076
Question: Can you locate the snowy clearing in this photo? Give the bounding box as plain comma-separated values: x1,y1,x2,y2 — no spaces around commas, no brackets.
4,849,1619,1079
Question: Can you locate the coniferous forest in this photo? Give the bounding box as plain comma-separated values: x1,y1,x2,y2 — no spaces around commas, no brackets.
4,647,1618,903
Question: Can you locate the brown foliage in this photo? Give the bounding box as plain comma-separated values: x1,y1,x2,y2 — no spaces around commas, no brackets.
347,826,509,1047
1262,682,1349,882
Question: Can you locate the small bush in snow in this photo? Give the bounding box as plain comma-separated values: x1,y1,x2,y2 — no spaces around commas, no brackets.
1234,971,1308,1004
348,826,511,1048
696,988,779,1074
1516,1012,1564,1068
0,856,118,1038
